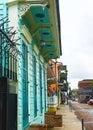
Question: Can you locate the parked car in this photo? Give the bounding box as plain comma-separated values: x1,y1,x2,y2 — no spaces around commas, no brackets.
70,97,75,101
87,99,93,105
79,98,89,103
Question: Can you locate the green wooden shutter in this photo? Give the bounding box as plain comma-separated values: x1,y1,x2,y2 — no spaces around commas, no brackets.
39,63,43,114
33,55,37,117
22,40,28,128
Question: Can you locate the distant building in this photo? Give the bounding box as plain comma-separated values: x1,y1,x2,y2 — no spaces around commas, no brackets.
78,79,93,103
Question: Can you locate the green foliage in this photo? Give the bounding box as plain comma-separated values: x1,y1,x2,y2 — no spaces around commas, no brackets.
68,91,72,97
90,81,93,88
47,78,57,85
63,81,68,88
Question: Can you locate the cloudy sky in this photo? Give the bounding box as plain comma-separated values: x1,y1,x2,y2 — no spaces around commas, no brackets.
59,0,93,89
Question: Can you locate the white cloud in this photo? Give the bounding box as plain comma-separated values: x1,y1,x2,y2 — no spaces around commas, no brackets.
59,0,93,89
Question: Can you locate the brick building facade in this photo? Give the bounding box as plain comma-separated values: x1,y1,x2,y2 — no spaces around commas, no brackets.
78,79,93,103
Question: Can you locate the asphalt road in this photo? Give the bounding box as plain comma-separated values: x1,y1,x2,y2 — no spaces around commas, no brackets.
72,101,93,130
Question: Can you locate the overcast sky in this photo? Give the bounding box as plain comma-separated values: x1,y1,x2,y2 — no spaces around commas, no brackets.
59,0,93,89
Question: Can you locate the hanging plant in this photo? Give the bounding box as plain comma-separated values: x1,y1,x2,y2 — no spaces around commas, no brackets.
47,78,57,85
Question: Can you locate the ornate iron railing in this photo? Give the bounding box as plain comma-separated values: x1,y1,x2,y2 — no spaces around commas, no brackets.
0,17,21,81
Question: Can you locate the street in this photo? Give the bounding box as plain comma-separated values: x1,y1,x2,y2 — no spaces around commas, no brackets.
72,101,93,130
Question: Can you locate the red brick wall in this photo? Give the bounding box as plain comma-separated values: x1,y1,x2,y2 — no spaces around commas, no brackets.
78,80,93,88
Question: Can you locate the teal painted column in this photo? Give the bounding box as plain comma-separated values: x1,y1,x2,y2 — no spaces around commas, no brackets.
0,1,9,77
17,38,23,130
0,0,6,19
18,4,23,130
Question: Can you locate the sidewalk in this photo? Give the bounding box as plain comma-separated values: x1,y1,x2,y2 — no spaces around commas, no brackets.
48,104,82,130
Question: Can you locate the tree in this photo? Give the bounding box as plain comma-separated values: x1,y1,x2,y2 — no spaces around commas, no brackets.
68,91,72,98
90,81,93,97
